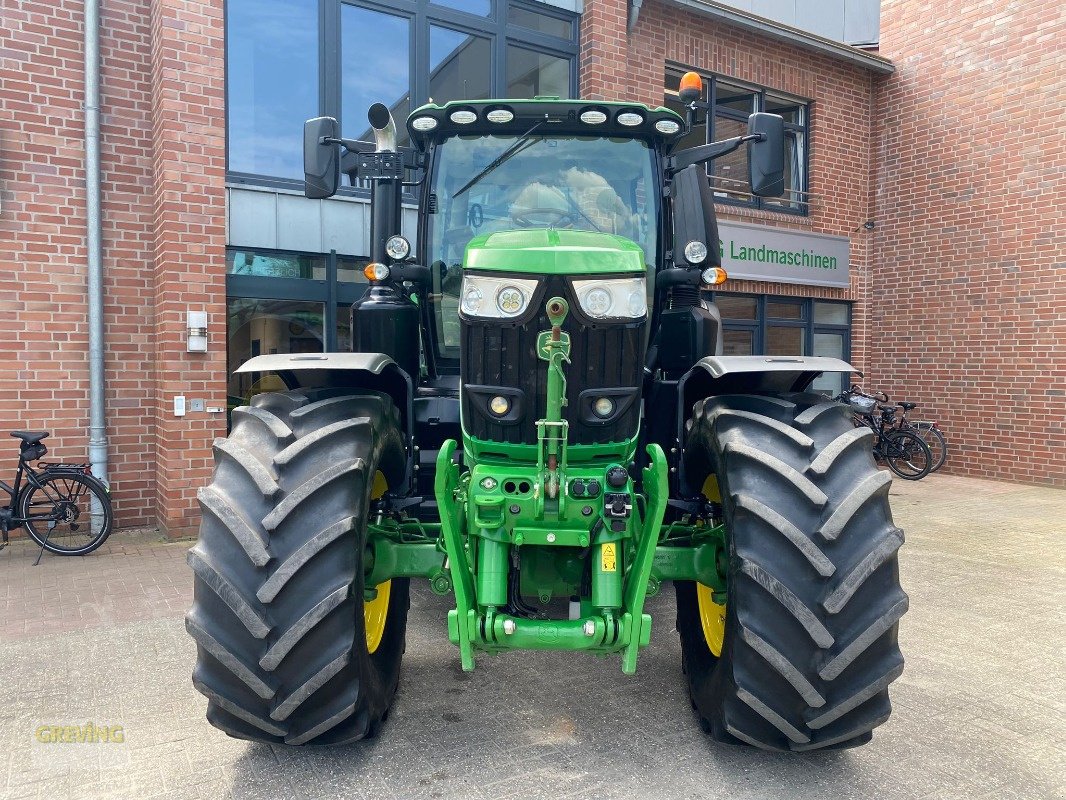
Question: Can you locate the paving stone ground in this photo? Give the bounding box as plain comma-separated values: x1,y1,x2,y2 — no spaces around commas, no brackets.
1,472,1064,799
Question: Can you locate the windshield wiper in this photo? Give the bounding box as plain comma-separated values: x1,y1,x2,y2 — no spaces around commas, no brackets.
451,118,547,199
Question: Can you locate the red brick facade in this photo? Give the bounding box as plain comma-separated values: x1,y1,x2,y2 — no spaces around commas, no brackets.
2,0,159,526
591,0,880,370
871,0,1065,486
0,0,1060,535
1,0,228,535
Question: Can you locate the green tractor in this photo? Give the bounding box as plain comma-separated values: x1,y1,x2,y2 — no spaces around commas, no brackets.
186,77,907,752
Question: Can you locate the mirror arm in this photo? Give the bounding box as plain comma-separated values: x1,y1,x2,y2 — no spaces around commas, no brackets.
323,136,376,153
667,133,763,174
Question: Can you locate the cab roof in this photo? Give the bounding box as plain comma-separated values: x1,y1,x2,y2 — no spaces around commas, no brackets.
406,97,684,147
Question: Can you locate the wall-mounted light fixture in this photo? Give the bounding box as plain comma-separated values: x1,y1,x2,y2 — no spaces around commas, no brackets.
187,310,208,353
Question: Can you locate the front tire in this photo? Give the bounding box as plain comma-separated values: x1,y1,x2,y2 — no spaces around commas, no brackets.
679,393,908,751
186,389,409,745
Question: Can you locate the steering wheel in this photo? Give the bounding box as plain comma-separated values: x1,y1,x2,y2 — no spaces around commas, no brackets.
511,207,575,228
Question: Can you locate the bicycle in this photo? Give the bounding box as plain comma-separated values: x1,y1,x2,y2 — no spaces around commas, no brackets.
893,401,948,472
836,386,933,480
0,430,114,559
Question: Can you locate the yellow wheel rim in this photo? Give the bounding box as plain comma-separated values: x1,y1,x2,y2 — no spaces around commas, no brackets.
364,471,390,654
364,579,391,654
696,583,726,657
698,474,725,656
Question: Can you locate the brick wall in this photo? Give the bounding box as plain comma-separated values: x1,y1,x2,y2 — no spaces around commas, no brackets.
581,0,879,369
148,0,228,536
0,0,157,525
0,0,227,534
872,0,1066,486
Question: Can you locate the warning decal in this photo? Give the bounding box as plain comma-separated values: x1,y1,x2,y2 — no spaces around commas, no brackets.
601,542,617,572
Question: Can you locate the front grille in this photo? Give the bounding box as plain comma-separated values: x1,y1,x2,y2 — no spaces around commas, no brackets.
460,275,645,446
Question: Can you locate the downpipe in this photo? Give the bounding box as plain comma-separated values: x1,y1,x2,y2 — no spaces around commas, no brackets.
85,0,109,530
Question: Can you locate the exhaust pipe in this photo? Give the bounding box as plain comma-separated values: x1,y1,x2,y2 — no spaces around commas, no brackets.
368,102,397,153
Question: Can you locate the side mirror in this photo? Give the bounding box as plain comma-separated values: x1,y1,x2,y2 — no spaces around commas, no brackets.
671,164,721,268
304,116,340,199
747,112,785,198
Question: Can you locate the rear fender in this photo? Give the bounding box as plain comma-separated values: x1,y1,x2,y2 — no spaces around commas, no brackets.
235,352,414,491
674,355,855,495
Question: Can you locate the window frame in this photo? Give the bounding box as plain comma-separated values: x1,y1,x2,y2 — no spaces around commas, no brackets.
224,0,580,190
710,293,851,379
226,247,370,352
665,67,810,216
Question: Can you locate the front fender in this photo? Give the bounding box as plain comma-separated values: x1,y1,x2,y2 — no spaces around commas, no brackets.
685,355,855,394
673,355,855,495
236,351,414,488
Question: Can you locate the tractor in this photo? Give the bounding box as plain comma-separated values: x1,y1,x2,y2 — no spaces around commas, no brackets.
186,73,907,752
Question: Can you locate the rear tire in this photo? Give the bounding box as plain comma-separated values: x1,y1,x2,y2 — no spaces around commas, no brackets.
911,423,947,472
679,393,908,751
882,429,932,480
18,472,113,555
186,389,409,745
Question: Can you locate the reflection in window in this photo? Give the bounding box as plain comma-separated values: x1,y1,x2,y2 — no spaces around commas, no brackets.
766,325,805,355
508,5,573,38
226,0,578,181
226,249,326,280
711,115,748,202
811,332,846,395
814,302,849,325
226,0,318,179
715,294,757,320
432,0,491,16
715,81,757,114
766,301,803,319
342,6,411,147
226,298,325,403
506,46,570,98
723,329,754,355
429,27,491,104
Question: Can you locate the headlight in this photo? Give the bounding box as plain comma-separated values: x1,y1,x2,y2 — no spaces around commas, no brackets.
385,235,410,260
572,277,647,320
684,240,708,264
459,274,538,319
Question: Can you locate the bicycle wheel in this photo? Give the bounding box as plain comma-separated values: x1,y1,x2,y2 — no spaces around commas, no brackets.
911,422,948,472
17,471,113,555
882,430,932,480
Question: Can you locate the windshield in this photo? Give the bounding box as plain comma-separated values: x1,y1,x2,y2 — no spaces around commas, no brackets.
426,134,659,362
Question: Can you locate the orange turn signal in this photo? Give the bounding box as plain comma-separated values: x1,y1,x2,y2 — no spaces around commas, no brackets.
678,71,703,103
701,267,728,286
364,262,390,281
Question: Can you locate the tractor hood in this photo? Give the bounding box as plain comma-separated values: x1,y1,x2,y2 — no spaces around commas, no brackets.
463,229,646,275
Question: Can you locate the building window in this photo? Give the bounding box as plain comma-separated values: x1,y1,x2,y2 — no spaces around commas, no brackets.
665,70,809,215
226,0,579,185
711,294,851,394
226,0,320,180
225,248,370,406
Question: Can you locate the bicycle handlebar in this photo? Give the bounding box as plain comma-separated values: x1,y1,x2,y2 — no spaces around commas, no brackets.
846,385,889,403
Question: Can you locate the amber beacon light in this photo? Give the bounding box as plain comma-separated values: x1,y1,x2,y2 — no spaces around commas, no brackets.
678,71,703,104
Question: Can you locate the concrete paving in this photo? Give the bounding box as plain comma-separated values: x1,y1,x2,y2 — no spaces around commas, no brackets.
1,473,1064,799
